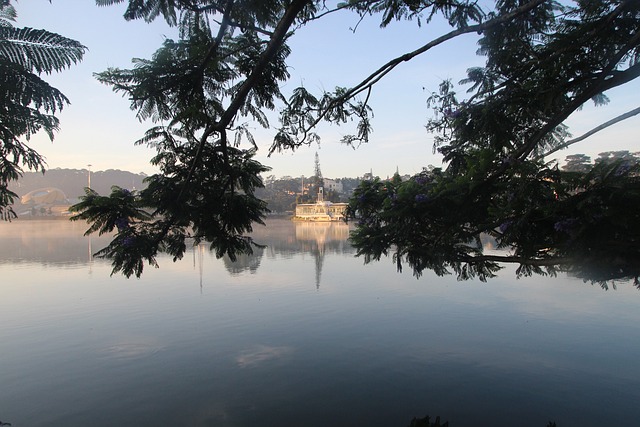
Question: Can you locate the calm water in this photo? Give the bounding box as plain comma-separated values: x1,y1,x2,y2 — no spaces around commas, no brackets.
1,219,640,427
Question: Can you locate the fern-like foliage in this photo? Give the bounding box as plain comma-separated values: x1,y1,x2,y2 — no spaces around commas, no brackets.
0,27,85,73
81,0,640,284
0,0,86,220
76,0,303,275
345,0,640,285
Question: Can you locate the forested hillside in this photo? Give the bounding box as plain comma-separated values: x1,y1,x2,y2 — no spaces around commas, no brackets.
9,168,363,214
9,169,147,201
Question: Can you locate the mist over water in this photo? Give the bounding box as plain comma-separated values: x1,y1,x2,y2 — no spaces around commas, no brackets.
1,219,640,427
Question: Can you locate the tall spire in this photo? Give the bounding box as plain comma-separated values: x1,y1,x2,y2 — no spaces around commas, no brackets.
314,151,323,181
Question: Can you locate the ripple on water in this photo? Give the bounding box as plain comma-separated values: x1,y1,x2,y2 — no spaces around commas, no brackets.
97,342,164,361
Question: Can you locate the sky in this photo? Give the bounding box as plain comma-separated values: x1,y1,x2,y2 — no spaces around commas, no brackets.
16,1,640,179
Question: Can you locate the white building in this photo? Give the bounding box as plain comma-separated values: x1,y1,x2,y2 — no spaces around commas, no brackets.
323,178,343,194
293,188,348,222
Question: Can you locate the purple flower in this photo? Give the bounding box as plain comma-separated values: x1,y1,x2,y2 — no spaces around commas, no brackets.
388,193,398,207
615,164,632,176
443,108,461,119
499,220,512,233
358,217,376,227
554,218,578,233
415,194,429,203
115,217,130,231
501,157,515,166
414,175,430,186
122,236,135,247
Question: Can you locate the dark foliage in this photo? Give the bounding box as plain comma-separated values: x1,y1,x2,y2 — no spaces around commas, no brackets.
0,1,85,220
70,1,640,282
346,0,640,286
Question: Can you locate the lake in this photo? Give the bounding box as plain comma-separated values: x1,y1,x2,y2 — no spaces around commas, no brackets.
1,218,639,427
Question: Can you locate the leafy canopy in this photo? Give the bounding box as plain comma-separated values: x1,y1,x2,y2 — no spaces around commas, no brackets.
0,0,86,220
348,0,640,286
72,0,640,284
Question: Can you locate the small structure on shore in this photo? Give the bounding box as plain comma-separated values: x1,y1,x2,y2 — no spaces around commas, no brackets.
21,187,68,205
293,188,348,222
18,187,71,216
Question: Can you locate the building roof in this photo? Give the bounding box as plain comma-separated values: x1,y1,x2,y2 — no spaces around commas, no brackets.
21,187,68,205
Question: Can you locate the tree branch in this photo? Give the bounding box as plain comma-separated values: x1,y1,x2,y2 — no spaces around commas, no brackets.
287,0,546,145
171,0,312,216
512,39,640,164
175,0,236,208
459,254,572,266
215,0,311,131
541,106,640,158
197,0,235,75
480,33,640,185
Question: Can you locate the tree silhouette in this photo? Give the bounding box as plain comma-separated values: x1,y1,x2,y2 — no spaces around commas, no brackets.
71,1,640,282
0,0,85,220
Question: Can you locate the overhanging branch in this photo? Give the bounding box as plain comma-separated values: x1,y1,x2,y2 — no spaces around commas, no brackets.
541,106,640,159
459,254,572,266
288,0,546,144
483,41,640,185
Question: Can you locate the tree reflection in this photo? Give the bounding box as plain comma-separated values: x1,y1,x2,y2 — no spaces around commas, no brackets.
0,219,113,266
222,246,265,275
1,219,354,287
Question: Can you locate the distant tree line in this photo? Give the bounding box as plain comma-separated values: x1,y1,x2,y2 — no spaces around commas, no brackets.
561,150,640,173
9,168,147,201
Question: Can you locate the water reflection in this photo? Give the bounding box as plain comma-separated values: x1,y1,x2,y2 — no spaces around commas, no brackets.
2,218,640,427
222,246,265,275
0,219,352,287
0,219,112,267
221,219,353,289
235,344,294,368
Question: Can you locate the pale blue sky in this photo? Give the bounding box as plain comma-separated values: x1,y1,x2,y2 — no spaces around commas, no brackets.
17,1,640,179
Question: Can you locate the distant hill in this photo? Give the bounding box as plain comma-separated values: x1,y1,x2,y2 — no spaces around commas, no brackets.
9,168,148,201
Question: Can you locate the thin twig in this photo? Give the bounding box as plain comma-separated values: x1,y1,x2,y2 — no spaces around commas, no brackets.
541,106,640,159
290,0,547,143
